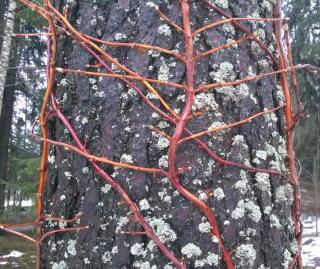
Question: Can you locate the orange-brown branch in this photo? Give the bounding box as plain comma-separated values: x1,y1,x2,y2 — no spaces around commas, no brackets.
179,104,285,143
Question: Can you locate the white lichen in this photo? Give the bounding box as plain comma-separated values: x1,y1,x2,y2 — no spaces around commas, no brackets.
101,184,112,194
270,214,281,229
158,24,172,37
157,137,170,149
130,243,147,257
146,217,177,243
114,33,127,41
81,117,88,125
64,171,72,179
234,170,250,194
158,58,170,82
275,184,294,205
235,244,256,268
255,173,271,195
48,154,55,164
82,167,89,174
198,192,208,201
209,0,229,9
231,199,261,223
139,199,150,211
181,243,202,259
198,222,212,233
231,199,246,220
116,216,129,233
120,154,133,164
158,155,168,168
52,261,67,269
192,93,219,111
213,188,225,200
67,239,77,256
282,249,292,268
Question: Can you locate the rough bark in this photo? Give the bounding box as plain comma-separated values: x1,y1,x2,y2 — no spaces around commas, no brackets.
41,0,296,268
0,0,16,114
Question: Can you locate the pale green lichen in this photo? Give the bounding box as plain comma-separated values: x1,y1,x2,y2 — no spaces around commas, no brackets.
210,62,236,83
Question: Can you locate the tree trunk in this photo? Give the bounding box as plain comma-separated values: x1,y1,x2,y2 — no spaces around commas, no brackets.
0,0,18,215
41,0,298,268
0,0,16,114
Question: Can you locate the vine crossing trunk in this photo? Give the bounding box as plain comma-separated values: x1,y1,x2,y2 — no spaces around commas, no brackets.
40,0,298,268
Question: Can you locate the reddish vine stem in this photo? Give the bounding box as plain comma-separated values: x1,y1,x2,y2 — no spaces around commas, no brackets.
200,0,279,65
11,1,311,268
284,24,303,124
50,96,186,268
179,104,286,143
168,1,234,268
60,17,283,177
274,2,302,268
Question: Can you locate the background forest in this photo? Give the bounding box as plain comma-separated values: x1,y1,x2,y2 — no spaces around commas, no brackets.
0,0,319,268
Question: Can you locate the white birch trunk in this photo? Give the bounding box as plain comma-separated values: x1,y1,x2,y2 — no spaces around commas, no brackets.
0,0,16,114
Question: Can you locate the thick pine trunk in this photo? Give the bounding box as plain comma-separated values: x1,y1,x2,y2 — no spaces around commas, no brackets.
41,0,297,268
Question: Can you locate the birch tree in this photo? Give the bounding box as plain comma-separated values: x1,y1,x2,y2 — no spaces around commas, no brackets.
0,0,16,114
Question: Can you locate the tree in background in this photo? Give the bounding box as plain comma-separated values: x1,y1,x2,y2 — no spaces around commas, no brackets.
0,0,45,216
285,0,320,231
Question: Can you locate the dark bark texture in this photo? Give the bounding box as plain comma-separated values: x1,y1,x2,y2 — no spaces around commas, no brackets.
42,0,296,268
